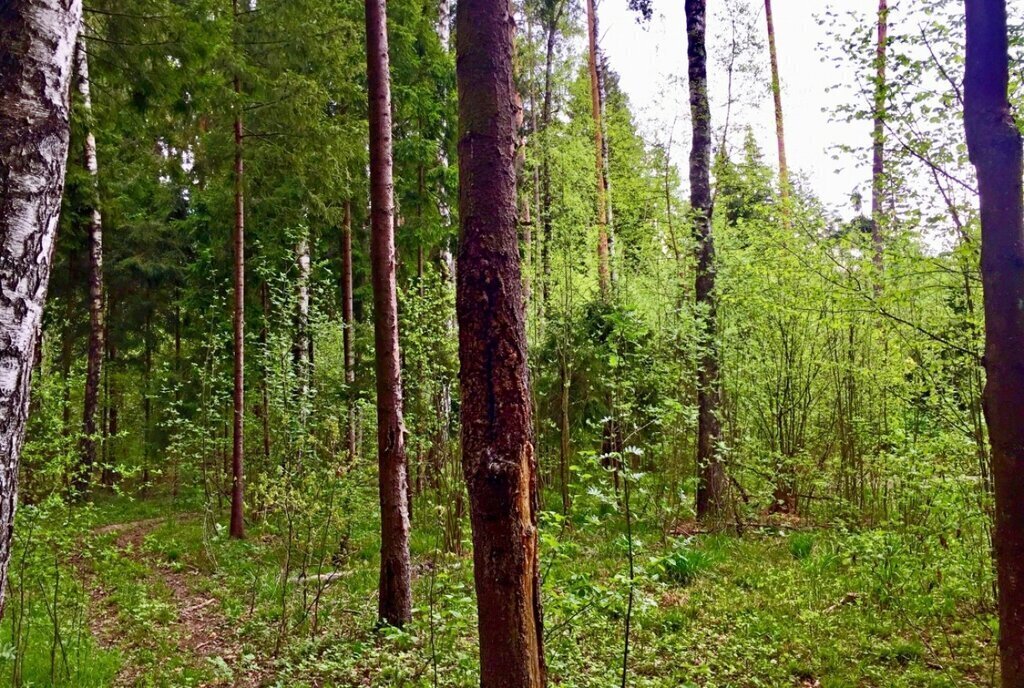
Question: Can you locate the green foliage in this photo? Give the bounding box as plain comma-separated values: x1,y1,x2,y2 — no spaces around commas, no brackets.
789,532,816,560
658,540,717,586
12,0,1005,684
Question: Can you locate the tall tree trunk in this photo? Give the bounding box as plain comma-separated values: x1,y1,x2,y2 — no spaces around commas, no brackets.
342,200,357,464
764,0,796,513
74,36,105,495
871,0,888,279
686,0,726,521
0,0,83,615
365,0,413,628
455,1,546,685
585,0,610,297
528,14,544,319
598,52,616,287
763,0,790,224
539,1,562,313
230,1,246,539
964,2,1024,684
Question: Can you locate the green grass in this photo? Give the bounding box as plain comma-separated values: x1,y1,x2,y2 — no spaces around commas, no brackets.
117,475,993,687
2,478,997,687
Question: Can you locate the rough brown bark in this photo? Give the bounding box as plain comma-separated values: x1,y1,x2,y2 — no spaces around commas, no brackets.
0,0,83,615
586,0,610,297
871,0,888,278
365,0,413,628
686,0,726,521
342,200,357,464
230,1,246,538
763,0,790,225
963,2,1024,684
456,1,546,685
74,35,105,494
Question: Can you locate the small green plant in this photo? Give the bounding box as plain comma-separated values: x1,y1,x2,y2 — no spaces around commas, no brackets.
660,541,714,585
789,532,816,560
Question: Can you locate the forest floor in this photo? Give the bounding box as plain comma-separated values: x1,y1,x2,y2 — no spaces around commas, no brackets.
0,477,1001,687
89,515,266,687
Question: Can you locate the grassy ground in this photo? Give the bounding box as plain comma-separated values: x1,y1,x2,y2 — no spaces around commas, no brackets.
0,477,998,687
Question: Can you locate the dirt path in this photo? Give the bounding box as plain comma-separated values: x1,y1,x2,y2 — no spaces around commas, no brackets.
90,517,267,688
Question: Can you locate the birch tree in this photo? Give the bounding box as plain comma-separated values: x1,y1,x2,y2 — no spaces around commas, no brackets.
0,0,83,614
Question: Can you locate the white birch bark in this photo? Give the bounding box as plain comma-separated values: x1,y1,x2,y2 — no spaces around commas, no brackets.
0,0,84,613
75,34,105,486
294,228,311,403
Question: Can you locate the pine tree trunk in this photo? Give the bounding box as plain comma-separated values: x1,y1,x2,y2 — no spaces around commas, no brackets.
455,1,546,684
764,0,790,223
963,2,1024,684
342,200,357,464
365,0,413,628
74,36,105,495
871,0,888,278
230,21,246,539
686,0,726,521
586,0,611,297
0,0,83,616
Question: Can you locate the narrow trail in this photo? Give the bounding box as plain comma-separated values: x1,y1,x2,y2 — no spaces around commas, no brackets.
89,517,268,688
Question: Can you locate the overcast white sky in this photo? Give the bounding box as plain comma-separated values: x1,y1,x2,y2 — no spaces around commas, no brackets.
600,0,874,217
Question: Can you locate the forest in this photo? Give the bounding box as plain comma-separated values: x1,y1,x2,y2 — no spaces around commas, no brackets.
1,0,1022,686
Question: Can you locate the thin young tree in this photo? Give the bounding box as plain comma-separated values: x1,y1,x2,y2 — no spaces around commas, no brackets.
0,0,83,614
365,0,413,627
686,0,727,520
74,34,105,493
456,0,546,684
539,0,565,312
586,0,611,296
763,0,790,224
963,1,1024,684
230,0,246,539
871,0,888,277
293,227,311,402
763,0,797,512
341,200,357,464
